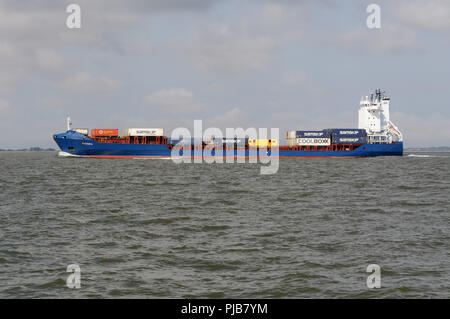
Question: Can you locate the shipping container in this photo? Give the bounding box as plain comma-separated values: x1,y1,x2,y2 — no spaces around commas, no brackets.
333,136,367,144
296,137,331,146
296,130,329,138
287,131,296,139
170,137,203,145
209,138,248,145
74,128,89,135
286,138,297,147
91,129,119,137
221,137,247,144
324,128,367,136
127,128,164,137
248,139,278,147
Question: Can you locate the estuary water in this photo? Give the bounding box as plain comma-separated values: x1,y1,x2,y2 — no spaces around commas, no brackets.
0,151,449,298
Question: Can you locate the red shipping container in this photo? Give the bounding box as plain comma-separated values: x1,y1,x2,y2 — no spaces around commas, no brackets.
91,129,119,137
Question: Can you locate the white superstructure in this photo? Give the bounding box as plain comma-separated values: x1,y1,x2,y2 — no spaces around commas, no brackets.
358,89,402,143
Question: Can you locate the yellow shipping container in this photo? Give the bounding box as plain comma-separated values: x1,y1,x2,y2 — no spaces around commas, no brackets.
248,139,278,147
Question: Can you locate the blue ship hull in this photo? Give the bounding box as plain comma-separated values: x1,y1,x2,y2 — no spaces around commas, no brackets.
53,131,403,158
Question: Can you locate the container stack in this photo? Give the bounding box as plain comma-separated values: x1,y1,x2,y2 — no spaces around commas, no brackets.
286,130,331,147
286,128,368,146
324,128,367,144
296,130,328,138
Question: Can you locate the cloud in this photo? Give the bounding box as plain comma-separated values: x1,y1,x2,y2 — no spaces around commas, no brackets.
0,0,223,93
0,2,128,93
206,107,249,129
281,70,307,86
189,32,277,75
189,32,276,75
145,88,203,114
0,44,65,92
186,3,305,75
39,97,69,110
0,98,15,117
337,25,417,53
1,0,222,15
0,42,26,92
59,72,121,93
392,112,450,147
35,49,65,72
114,0,221,13
396,0,450,31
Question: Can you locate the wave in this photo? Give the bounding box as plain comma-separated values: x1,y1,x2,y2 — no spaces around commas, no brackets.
406,154,448,158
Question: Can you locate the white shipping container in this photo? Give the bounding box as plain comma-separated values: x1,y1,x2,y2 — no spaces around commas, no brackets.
127,128,164,137
287,131,296,139
296,137,331,146
74,128,89,135
286,138,297,147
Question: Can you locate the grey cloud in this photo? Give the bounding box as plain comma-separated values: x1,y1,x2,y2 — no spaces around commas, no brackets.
393,112,450,147
145,88,203,115
206,107,250,129
0,1,134,93
59,72,121,93
336,25,417,53
1,0,222,13
251,0,339,7
189,31,278,75
0,98,13,117
0,0,222,92
281,70,307,86
395,0,450,31
186,3,305,75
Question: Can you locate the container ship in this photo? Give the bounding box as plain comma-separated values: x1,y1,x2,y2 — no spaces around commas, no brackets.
53,89,403,158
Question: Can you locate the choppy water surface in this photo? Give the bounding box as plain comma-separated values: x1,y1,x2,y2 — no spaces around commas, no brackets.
0,151,449,298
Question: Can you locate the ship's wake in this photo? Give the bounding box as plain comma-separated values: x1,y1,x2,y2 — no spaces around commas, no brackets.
406,154,444,158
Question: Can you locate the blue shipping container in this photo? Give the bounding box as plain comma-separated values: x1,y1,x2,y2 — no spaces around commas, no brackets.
333,136,367,144
296,131,329,138
325,128,367,137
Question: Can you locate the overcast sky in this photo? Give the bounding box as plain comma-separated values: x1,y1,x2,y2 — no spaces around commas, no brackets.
1,0,449,148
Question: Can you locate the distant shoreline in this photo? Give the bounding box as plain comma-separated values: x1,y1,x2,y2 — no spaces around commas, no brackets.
0,148,56,152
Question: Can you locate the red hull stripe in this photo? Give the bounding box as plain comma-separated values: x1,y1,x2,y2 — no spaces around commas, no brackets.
84,155,362,159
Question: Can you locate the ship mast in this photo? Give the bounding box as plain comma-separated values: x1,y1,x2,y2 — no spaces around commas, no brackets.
66,116,72,131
